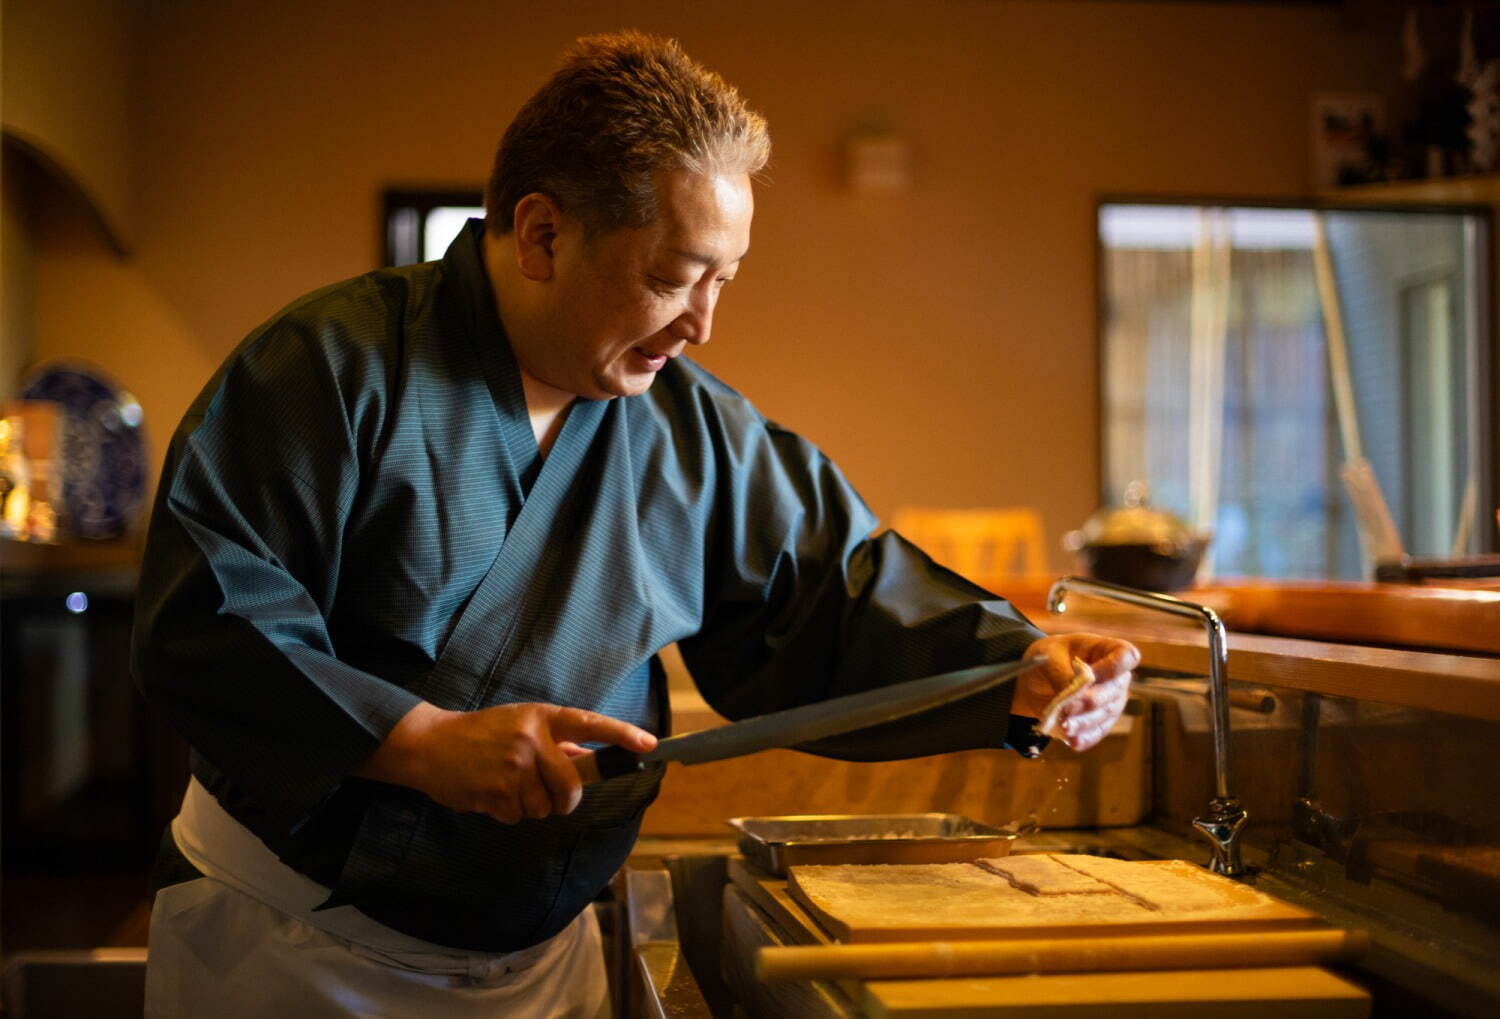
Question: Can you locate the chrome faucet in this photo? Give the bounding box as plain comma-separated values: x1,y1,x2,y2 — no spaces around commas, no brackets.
1046,575,1248,877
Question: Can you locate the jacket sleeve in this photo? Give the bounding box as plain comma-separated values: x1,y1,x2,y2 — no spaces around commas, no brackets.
677,417,1046,761
131,320,422,832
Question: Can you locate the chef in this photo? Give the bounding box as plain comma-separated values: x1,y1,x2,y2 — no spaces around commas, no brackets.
132,30,1137,1018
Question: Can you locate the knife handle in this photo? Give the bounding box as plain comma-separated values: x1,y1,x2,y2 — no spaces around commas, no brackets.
572,745,645,785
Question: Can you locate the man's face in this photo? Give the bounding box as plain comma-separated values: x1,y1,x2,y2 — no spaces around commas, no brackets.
540,169,753,400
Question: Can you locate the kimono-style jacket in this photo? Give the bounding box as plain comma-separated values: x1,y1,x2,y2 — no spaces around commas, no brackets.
132,220,1045,952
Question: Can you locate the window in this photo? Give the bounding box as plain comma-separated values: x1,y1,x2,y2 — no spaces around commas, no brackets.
1099,201,1491,580
383,189,484,266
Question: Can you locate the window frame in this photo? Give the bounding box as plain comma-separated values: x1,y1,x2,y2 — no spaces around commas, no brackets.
1094,193,1497,573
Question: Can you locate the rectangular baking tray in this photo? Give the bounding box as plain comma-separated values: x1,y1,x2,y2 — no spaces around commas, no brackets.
727,813,1017,876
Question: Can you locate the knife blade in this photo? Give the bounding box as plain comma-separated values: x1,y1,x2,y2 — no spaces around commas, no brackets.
572,655,1050,784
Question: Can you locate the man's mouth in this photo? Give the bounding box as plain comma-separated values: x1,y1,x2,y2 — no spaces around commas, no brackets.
631,347,671,370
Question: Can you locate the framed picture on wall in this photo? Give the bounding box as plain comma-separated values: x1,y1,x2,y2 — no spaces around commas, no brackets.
1310,93,1387,189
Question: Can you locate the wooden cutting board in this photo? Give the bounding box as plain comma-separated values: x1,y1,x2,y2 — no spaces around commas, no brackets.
860,967,1370,1018
788,855,1319,943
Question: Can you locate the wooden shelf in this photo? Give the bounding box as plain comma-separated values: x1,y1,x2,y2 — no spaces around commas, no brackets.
0,536,143,596
1321,172,1500,206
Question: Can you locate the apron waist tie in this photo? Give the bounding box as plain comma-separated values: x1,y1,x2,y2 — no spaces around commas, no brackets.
170,776,561,975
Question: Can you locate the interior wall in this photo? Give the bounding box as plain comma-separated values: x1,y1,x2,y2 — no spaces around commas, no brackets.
29,168,212,465
1,152,38,402
1,0,137,250
32,0,1398,561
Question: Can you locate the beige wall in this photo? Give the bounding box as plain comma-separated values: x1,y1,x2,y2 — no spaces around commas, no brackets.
2,0,136,250
2,154,38,401
27,0,1398,561
30,167,212,452
3,0,138,404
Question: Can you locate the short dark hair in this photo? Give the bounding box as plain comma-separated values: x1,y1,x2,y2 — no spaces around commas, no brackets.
484,31,770,236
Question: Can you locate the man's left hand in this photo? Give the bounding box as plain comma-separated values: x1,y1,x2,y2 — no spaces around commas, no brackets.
1012,633,1139,751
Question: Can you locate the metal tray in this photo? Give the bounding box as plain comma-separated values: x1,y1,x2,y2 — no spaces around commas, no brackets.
727,813,1017,876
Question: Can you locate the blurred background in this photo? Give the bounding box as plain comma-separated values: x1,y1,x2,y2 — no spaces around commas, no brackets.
4,0,1416,537
4,0,1498,1008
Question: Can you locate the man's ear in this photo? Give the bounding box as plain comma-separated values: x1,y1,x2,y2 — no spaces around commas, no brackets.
512,192,563,282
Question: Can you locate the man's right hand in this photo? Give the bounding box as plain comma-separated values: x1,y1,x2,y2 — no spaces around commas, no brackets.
353,702,657,824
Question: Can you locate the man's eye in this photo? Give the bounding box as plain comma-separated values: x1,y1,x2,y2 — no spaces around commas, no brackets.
647,275,688,292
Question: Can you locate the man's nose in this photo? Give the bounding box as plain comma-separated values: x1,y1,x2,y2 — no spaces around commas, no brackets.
673,290,715,346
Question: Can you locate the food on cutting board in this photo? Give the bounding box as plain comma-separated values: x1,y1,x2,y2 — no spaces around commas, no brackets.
975,854,1115,895
1035,852,1236,911
793,861,1096,928
787,854,1318,942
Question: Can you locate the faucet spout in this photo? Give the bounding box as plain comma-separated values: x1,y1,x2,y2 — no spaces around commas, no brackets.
1046,575,1246,877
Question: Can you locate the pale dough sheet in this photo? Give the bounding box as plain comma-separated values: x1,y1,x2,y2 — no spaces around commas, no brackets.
789,855,1293,937
789,862,1157,928
974,855,1114,895
1049,854,1243,912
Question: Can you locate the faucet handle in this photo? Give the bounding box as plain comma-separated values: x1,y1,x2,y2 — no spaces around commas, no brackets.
1193,797,1249,877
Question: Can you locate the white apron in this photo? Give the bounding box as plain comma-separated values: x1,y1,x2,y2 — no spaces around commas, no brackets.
145,779,609,1019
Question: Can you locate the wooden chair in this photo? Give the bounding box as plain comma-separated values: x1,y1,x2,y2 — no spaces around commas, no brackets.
890,506,1048,581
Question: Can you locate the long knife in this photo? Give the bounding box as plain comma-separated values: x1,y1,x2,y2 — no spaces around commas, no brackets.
573,655,1049,784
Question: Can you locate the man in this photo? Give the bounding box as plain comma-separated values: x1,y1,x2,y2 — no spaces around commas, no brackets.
133,31,1136,1018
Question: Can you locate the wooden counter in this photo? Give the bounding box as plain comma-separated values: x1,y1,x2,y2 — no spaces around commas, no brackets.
979,575,1500,723
1034,607,1500,722
1188,579,1500,655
